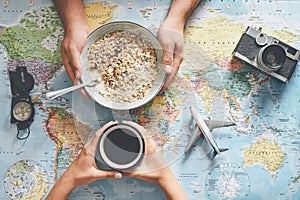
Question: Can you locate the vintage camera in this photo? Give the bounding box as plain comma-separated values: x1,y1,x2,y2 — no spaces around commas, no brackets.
233,26,300,83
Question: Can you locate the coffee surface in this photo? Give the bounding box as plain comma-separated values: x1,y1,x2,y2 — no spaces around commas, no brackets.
103,128,140,165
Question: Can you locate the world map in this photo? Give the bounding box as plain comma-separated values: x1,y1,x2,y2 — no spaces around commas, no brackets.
0,0,300,200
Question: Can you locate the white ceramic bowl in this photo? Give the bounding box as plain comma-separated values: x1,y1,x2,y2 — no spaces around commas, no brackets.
80,21,165,110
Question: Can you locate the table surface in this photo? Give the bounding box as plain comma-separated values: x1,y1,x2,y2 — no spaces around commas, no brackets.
1,1,300,200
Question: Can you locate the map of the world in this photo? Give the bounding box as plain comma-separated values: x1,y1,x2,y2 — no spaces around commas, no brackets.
0,0,300,200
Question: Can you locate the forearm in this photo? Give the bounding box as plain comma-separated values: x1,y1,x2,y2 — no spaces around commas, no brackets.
157,168,188,200
45,170,76,200
52,0,88,32
165,0,201,30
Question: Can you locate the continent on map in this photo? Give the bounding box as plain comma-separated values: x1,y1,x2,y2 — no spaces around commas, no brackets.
185,16,245,65
259,28,300,47
0,6,64,87
130,95,180,149
45,107,92,179
182,18,257,117
84,2,117,31
166,74,194,107
4,160,49,200
7,60,61,87
205,163,250,200
0,6,63,65
243,137,284,175
180,60,222,115
183,14,295,127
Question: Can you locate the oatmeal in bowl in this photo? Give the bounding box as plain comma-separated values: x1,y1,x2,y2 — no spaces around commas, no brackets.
80,21,165,110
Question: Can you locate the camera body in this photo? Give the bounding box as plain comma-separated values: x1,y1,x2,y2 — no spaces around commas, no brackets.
233,26,300,83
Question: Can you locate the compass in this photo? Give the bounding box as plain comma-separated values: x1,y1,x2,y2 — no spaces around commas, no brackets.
12,100,34,121
9,66,35,140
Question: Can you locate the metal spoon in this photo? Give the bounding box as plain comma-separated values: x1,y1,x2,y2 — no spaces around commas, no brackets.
46,79,98,100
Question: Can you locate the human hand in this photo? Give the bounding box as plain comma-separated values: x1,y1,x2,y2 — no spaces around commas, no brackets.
60,22,90,98
121,121,188,200
64,145,123,188
120,121,171,184
157,19,185,93
46,122,122,200
63,122,122,188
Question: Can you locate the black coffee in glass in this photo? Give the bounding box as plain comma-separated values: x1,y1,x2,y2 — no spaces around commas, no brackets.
104,127,140,165
98,123,145,170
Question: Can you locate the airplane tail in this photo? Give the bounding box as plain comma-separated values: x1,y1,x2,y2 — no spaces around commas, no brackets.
209,148,229,160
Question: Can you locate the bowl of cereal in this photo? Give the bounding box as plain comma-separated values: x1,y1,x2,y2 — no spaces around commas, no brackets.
80,21,165,110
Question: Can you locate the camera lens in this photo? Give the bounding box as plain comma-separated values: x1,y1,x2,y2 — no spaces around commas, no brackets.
259,44,286,72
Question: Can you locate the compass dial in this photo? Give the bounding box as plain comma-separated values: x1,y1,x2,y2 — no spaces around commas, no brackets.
13,101,33,121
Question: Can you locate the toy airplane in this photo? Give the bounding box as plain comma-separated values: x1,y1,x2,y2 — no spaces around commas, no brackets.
185,106,235,159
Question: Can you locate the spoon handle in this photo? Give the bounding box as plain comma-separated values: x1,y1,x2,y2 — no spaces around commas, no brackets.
46,82,89,100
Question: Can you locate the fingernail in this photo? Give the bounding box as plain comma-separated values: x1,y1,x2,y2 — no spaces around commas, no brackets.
75,71,81,79
114,173,122,179
165,65,173,74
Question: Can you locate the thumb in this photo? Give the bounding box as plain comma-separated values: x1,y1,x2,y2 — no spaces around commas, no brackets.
162,50,174,74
